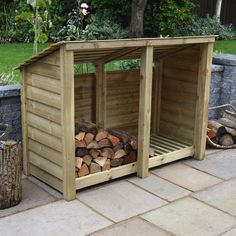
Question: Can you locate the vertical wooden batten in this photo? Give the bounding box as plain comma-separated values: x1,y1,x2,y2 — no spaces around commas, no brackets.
137,46,154,178
151,60,163,134
95,63,107,128
60,45,76,200
21,68,30,176
194,43,213,160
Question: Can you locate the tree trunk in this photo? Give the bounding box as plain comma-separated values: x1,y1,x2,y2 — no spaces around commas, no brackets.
130,0,148,38
215,0,223,22
0,141,22,209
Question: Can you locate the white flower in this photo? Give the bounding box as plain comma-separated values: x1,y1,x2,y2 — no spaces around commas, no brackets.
81,3,88,9
81,8,88,16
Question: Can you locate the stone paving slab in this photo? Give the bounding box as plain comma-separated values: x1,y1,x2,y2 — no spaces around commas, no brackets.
0,200,112,236
142,197,236,236
28,176,63,199
77,180,167,222
193,178,236,216
128,174,191,202
184,149,236,180
0,179,57,218
221,227,236,236
152,163,222,192
89,217,174,236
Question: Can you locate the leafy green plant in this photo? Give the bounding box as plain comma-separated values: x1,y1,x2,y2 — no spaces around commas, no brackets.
0,72,14,86
180,15,235,40
156,0,196,37
16,0,52,54
80,13,129,40
115,59,140,70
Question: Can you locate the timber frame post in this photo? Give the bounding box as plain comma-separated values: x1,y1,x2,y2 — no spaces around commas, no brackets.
60,45,76,200
194,43,213,160
95,63,107,128
21,68,30,176
137,46,154,177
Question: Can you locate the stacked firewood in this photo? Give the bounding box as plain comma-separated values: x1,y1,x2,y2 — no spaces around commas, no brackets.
74,121,138,177
207,117,236,146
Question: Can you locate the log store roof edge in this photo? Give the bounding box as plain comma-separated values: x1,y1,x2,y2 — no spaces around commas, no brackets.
18,36,216,69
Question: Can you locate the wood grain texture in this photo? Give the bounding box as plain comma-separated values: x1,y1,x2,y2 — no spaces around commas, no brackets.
60,46,76,200
137,46,154,178
193,43,213,160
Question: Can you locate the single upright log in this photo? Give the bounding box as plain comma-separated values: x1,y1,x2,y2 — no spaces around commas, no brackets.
0,141,22,209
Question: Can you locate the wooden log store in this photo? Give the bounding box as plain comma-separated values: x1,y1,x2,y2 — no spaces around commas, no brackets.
19,36,215,200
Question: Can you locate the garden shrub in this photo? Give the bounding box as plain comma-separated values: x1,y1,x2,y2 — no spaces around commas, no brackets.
180,15,235,40
145,0,196,37
80,13,129,40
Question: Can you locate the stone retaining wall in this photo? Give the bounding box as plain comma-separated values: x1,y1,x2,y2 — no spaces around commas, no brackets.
209,54,236,119
0,84,21,141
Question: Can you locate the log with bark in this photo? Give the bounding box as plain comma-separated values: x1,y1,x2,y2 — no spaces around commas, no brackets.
207,119,236,148
74,120,157,177
0,141,22,209
75,121,139,177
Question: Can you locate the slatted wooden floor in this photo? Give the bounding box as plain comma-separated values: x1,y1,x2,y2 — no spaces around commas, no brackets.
149,135,194,168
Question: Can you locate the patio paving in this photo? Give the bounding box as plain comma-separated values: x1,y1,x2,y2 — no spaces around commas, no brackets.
1,148,236,236
142,197,235,236
193,178,236,216
0,178,57,218
151,163,223,191
77,180,167,222
128,173,191,201
184,149,236,180
89,218,174,236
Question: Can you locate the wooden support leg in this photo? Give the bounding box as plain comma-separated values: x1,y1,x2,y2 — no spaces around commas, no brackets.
60,46,76,200
194,43,213,160
137,46,154,178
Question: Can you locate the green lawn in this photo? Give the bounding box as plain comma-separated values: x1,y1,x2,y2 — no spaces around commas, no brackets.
214,39,236,54
0,43,50,83
0,39,235,84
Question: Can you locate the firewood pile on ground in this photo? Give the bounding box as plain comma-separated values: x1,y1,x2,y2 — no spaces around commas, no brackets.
207,104,236,148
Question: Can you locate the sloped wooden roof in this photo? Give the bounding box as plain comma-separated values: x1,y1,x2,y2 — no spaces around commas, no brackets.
18,36,215,69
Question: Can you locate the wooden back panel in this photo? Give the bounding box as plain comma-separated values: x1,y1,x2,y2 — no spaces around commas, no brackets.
74,70,140,134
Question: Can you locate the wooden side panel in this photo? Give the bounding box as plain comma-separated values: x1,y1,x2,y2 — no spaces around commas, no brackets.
23,50,63,191
158,46,200,144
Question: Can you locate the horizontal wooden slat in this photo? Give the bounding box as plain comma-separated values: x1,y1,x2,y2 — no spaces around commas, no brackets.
161,100,195,117
30,164,63,192
29,151,63,180
76,162,137,189
162,79,197,95
27,73,61,94
149,146,194,168
27,112,62,138
28,126,62,152
40,51,60,66
159,121,193,144
160,109,195,129
27,86,61,109
28,139,62,166
27,100,61,124
163,67,198,83
27,62,60,79
151,135,188,148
